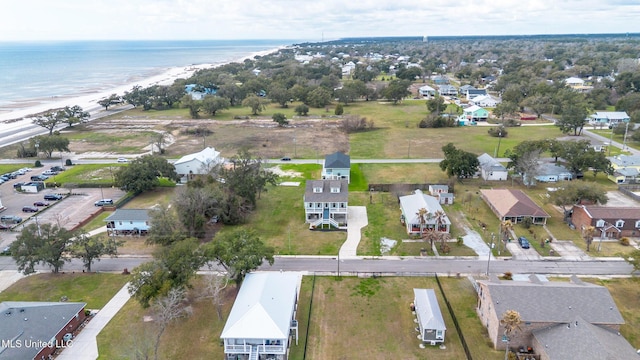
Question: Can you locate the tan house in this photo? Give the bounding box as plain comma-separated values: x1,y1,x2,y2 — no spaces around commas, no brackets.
480,189,550,225
476,276,637,359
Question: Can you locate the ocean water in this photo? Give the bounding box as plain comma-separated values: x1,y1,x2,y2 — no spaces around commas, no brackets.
0,40,292,109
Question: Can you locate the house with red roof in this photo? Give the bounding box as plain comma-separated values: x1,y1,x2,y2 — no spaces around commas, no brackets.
480,189,550,225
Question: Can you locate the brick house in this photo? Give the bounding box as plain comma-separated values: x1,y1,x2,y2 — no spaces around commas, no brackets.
571,205,640,239
476,276,637,359
0,301,87,360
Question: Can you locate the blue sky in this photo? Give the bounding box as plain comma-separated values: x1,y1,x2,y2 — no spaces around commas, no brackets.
1,0,639,41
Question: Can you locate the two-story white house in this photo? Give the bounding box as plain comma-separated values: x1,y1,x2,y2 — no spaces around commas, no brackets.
105,209,150,235
304,179,348,229
321,152,351,183
477,153,508,181
221,272,301,360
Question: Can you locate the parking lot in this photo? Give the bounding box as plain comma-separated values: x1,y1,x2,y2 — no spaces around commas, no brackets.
0,167,126,249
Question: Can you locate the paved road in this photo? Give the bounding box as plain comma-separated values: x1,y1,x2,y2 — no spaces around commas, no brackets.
0,255,632,277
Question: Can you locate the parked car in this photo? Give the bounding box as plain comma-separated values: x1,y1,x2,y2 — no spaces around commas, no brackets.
51,166,66,172
0,224,12,231
20,167,32,172
0,215,23,224
13,169,25,175
518,236,531,249
1,175,10,182
0,246,10,255
117,158,128,163
281,157,291,161
31,175,49,181
44,194,63,201
13,182,25,189
22,206,39,213
43,170,59,176
33,201,50,207
0,179,4,184
3,173,17,179
94,199,114,206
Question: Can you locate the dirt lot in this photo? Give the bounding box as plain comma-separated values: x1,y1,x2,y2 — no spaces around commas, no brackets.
68,116,350,159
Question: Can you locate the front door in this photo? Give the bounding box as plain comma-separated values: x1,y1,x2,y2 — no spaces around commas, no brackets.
323,208,329,219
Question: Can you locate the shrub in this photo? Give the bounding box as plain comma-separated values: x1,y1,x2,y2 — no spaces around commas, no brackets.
65,159,73,166
522,217,533,229
503,271,513,280
488,125,508,137
34,160,42,167
335,104,344,115
294,104,309,116
620,237,630,246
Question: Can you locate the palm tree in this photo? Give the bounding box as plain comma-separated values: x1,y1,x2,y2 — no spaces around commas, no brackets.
416,208,432,237
500,309,522,360
500,219,514,242
582,225,597,252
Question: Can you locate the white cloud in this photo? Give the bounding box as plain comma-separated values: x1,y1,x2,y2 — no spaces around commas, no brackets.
0,0,638,41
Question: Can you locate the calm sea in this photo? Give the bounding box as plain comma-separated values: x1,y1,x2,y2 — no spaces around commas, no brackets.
0,40,293,109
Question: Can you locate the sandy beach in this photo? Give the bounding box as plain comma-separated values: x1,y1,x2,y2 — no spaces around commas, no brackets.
0,46,284,129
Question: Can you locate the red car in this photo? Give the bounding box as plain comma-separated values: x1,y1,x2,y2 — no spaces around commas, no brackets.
33,201,50,207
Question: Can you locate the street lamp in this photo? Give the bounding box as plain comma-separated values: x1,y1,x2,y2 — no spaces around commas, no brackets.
35,141,39,158
486,232,495,276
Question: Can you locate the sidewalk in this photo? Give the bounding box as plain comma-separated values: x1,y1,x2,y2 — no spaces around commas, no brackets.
57,282,131,360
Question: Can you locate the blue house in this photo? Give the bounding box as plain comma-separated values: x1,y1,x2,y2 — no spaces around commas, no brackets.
105,209,150,235
321,152,351,183
533,163,573,183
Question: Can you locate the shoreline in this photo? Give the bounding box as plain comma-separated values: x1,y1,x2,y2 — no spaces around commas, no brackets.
0,45,287,124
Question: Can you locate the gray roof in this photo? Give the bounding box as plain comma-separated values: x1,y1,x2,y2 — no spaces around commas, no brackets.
105,209,150,222
221,272,300,340
532,316,638,360
414,289,446,331
615,167,640,177
609,155,640,167
536,162,572,177
304,180,348,202
324,152,350,169
0,301,86,360
478,280,624,325
478,153,507,172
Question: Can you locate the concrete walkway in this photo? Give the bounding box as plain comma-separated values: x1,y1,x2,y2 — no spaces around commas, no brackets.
57,282,131,360
0,270,27,293
339,206,368,259
460,225,491,259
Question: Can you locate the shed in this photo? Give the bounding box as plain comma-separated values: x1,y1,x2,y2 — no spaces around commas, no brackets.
413,289,446,345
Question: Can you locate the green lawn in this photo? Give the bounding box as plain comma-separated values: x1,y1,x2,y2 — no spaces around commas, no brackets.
0,164,32,174
0,273,130,309
47,163,126,186
80,211,111,232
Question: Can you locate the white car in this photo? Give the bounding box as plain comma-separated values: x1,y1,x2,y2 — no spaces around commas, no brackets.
117,158,128,163
20,167,32,172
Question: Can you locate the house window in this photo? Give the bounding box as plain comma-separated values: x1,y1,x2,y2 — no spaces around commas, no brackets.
436,330,443,339
330,187,340,193
635,220,640,228
324,203,329,208
332,203,336,208
130,221,133,224
119,221,122,225
596,219,605,227
313,187,322,193
340,203,345,208
616,220,625,228
316,203,321,208
308,203,312,208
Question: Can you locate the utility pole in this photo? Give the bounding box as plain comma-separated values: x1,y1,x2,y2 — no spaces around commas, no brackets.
622,121,630,151
486,232,495,276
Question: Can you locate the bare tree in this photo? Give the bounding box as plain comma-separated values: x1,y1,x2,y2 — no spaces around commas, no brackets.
152,287,193,360
582,225,597,252
199,273,230,320
514,149,541,187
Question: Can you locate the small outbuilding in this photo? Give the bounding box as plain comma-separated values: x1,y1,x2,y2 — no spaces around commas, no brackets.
413,289,446,345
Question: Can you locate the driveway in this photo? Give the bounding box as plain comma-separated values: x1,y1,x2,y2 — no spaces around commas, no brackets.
549,240,591,261
506,241,543,260
339,206,368,259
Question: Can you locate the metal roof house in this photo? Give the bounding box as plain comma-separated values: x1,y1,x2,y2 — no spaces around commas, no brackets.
221,272,301,360
413,289,446,345
533,163,573,183
105,209,150,235
399,189,451,235
589,111,630,126
321,152,351,183
173,147,223,179
0,301,87,360
475,276,637,358
477,153,508,181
